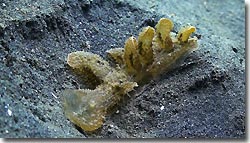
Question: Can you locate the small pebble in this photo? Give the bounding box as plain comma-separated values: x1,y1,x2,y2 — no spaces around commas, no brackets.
160,106,164,110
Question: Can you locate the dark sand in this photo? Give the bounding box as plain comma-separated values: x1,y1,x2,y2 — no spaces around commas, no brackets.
0,0,245,138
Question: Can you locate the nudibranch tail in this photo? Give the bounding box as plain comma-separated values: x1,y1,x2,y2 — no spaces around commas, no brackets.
149,37,198,77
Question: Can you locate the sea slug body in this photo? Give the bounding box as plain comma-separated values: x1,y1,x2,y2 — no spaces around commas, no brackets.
62,18,198,131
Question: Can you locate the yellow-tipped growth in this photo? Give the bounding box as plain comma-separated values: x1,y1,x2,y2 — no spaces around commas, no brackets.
177,26,196,43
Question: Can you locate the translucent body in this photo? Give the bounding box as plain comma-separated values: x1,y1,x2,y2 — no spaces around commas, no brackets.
63,18,198,131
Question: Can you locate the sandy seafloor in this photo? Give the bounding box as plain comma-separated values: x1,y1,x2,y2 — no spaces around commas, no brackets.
0,0,246,138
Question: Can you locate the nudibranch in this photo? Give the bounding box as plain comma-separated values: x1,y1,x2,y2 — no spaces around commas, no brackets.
62,18,198,131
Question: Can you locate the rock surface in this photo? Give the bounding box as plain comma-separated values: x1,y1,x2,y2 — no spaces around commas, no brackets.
0,0,245,138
